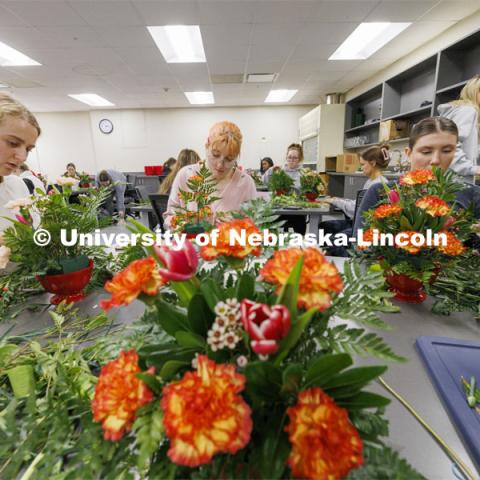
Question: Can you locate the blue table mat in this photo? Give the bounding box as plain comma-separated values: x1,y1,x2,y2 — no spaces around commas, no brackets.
416,336,480,473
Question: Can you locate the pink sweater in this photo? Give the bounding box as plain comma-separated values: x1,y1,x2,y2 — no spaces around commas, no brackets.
164,164,257,228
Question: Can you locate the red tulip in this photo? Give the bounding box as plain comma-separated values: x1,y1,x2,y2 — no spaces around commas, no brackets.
153,239,198,282
240,299,291,355
388,190,400,204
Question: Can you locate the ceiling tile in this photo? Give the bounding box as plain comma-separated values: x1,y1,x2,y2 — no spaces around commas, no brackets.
252,1,318,23
3,1,86,26
309,1,379,22
69,0,144,26
133,0,200,25
425,0,480,21
365,1,438,21
0,4,29,26
198,0,256,24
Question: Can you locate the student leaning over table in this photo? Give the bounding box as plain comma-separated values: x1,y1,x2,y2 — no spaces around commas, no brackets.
163,121,256,229
438,75,480,183
0,93,40,234
95,169,127,222
353,117,480,237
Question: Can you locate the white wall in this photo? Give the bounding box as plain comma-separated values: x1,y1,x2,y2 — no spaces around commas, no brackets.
346,11,480,101
32,105,313,180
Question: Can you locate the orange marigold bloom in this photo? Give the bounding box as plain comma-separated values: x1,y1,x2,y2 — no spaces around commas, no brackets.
200,218,261,260
285,387,363,480
437,231,466,256
358,228,378,250
395,230,422,254
373,204,402,219
161,355,252,467
260,247,343,311
100,257,164,311
188,175,203,183
415,195,450,217
92,350,154,441
399,169,435,186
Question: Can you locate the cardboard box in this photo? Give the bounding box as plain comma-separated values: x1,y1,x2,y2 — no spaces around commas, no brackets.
379,119,410,142
326,153,360,173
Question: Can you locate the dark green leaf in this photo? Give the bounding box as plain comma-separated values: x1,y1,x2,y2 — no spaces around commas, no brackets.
304,353,353,387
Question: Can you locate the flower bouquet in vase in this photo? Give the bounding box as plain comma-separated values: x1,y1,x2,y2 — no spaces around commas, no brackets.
79,171,92,188
268,168,294,196
2,181,110,304
357,167,474,303
81,215,431,480
171,162,220,238
300,168,326,202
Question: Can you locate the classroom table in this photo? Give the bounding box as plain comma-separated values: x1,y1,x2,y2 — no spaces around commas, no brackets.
2,251,478,479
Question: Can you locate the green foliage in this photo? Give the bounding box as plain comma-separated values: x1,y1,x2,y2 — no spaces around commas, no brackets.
346,445,427,480
268,169,294,194
299,168,326,195
3,186,111,274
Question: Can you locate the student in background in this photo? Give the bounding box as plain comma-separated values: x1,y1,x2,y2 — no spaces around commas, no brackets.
64,162,80,179
159,149,200,195
260,157,273,175
354,117,480,236
162,157,177,176
263,143,303,191
96,169,127,222
437,75,480,182
164,121,256,228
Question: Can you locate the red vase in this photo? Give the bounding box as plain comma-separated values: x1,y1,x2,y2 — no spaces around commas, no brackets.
275,189,288,196
305,192,318,202
36,260,94,305
384,272,427,303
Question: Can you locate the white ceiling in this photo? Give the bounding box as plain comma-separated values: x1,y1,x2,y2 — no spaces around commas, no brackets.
0,0,478,112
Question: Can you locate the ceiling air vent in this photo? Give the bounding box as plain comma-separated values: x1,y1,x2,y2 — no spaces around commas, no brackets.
247,73,277,83
211,74,244,84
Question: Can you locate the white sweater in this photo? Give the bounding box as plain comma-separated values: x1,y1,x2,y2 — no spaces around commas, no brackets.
0,175,31,232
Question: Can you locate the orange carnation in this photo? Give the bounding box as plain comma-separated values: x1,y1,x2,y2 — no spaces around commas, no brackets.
373,204,402,219
399,169,435,186
161,355,252,467
437,231,466,256
260,247,343,311
415,195,450,217
357,228,378,250
285,388,363,480
200,218,261,260
92,350,154,441
395,230,423,254
100,257,164,310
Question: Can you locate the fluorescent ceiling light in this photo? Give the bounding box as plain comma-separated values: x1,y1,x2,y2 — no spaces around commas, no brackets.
247,73,277,83
265,89,298,103
329,22,411,60
0,82,9,88
147,25,206,63
68,93,115,107
184,91,214,105
0,41,41,66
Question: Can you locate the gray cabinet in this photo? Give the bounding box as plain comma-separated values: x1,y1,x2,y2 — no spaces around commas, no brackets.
327,174,367,200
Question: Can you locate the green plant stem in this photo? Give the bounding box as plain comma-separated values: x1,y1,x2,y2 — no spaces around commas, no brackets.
377,377,476,480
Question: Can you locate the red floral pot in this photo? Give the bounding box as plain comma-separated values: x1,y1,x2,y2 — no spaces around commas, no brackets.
79,183,90,188
305,192,318,202
384,272,427,303
275,189,288,196
36,259,94,305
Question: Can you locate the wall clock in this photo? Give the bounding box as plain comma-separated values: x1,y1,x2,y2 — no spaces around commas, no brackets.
99,118,114,134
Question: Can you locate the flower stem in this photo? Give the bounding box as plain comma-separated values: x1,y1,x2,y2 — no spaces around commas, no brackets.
377,377,476,480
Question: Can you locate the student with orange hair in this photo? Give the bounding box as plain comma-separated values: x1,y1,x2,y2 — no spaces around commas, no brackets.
164,121,257,228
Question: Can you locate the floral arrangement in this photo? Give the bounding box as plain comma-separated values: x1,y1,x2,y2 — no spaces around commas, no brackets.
268,168,294,195
79,171,92,187
2,184,110,275
357,168,475,299
245,168,264,187
300,168,326,196
171,162,220,234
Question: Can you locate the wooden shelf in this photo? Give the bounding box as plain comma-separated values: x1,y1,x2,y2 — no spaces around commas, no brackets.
382,105,432,121
344,121,380,134
436,80,468,95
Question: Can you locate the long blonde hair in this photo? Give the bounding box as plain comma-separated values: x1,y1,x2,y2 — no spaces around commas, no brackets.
159,148,201,194
451,75,480,126
0,93,41,183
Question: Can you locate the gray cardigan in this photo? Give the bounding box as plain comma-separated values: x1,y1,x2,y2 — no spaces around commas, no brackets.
437,103,479,182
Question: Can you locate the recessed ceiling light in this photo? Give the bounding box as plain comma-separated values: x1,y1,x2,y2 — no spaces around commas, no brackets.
329,22,411,60
184,91,214,105
0,41,41,66
247,73,277,83
147,25,206,63
0,82,9,88
265,89,298,103
68,93,115,107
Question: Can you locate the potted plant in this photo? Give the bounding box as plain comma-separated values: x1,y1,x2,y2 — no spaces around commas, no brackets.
78,171,92,188
171,162,219,237
300,168,326,202
268,168,294,196
2,181,111,304
357,167,474,303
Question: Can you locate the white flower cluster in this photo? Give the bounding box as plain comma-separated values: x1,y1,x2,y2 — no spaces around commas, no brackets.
56,176,80,186
207,298,242,351
4,197,34,210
